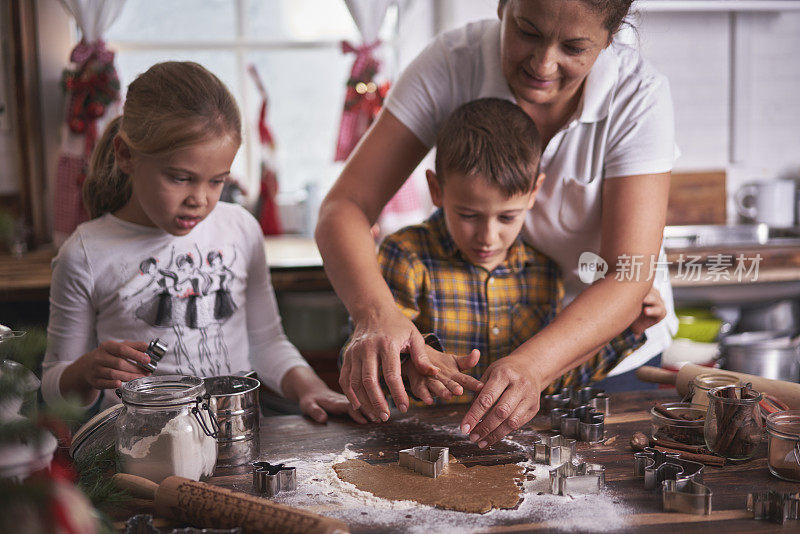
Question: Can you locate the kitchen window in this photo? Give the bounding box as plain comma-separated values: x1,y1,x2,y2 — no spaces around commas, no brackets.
104,0,399,200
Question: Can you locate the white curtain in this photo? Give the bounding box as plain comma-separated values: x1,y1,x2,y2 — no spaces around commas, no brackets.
344,0,392,44
58,0,126,42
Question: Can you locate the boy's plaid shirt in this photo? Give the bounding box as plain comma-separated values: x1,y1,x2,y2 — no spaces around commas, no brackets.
378,209,644,403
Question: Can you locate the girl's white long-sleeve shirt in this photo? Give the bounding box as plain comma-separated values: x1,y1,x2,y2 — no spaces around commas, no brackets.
42,202,309,409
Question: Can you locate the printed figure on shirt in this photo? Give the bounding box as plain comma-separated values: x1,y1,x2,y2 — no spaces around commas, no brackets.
206,248,237,364
370,98,666,405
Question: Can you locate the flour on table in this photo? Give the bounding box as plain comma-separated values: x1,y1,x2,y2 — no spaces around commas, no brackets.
250,436,630,533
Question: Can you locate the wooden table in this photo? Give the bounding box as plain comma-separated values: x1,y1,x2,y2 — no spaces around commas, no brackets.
199,389,799,533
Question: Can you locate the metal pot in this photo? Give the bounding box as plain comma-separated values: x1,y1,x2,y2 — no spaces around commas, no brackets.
719,331,800,382
737,300,800,335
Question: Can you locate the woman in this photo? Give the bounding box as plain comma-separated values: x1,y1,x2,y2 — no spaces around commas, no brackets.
316,0,676,446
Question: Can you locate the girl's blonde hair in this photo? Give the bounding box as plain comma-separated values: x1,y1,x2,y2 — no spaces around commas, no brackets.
83,61,242,218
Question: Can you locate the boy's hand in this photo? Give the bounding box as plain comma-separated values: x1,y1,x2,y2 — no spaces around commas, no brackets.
402,346,483,404
630,287,666,336
297,387,369,425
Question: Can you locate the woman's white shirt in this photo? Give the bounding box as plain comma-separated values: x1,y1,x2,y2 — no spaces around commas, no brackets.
384,19,678,373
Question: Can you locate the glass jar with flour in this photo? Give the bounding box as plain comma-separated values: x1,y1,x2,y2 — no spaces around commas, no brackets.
116,375,218,483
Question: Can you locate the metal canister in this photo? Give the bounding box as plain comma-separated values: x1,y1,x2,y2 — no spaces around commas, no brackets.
205,375,261,468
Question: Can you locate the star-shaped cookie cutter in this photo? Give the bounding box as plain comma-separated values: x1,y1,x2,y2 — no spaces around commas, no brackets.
633,448,711,515
548,461,605,495
748,490,800,524
252,461,297,496
531,434,577,466
398,446,449,478
542,386,610,415
550,405,605,443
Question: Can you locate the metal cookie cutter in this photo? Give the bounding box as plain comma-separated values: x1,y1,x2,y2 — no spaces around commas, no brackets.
663,478,712,515
747,490,800,524
133,338,168,373
634,447,711,515
633,447,704,489
398,446,449,478
252,461,297,496
531,434,577,466
542,386,610,415
549,461,605,495
550,405,605,443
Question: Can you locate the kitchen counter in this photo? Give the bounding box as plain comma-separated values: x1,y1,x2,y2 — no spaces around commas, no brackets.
118,389,799,532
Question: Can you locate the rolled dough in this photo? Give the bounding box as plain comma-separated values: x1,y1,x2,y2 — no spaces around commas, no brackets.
333,457,523,513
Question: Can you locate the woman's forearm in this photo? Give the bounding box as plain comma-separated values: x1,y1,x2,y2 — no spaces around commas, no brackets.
315,197,399,321
513,276,649,387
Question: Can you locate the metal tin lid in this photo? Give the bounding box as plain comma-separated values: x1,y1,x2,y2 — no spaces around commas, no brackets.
69,403,123,461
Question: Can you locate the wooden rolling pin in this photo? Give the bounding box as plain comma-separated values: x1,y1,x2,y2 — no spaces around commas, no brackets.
636,363,800,409
113,473,349,534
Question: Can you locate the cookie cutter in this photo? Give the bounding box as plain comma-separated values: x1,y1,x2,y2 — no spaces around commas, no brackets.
398,446,449,478
550,405,605,442
634,448,711,515
548,462,605,495
531,434,577,466
542,386,610,415
252,461,297,496
662,478,712,515
131,338,168,373
747,490,800,524
633,447,705,489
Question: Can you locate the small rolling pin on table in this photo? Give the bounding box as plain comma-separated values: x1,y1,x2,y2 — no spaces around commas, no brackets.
637,363,800,408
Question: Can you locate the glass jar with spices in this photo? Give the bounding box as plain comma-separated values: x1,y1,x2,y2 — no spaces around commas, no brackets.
688,372,742,408
704,384,763,460
116,375,219,484
766,410,800,482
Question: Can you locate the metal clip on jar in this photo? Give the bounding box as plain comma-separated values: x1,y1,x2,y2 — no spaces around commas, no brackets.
766,410,800,482
116,375,219,483
704,384,763,460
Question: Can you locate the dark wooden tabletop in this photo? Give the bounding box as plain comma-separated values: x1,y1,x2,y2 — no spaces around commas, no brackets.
203,388,798,533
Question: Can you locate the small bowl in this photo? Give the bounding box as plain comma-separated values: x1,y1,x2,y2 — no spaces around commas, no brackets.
651,402,706,446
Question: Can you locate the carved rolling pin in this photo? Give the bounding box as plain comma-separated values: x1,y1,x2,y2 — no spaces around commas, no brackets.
636,363,800,409
113,473,349,534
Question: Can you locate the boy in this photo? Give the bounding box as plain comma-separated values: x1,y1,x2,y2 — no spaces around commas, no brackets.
377,98,664,404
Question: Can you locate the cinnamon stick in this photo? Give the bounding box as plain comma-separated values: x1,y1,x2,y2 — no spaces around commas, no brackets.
652,445,726,467
653,403,675,419
651,437,711,455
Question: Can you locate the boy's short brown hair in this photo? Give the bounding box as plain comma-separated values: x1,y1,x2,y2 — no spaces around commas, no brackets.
434,98,542,197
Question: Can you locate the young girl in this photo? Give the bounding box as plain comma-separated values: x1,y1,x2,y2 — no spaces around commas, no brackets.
41,61,365,424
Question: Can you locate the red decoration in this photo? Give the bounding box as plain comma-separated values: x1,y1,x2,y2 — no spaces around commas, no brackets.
335,40,390,162
249,65,283,236
54,39,121,236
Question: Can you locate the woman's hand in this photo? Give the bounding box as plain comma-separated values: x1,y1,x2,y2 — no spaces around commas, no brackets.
630,286,666,335
403,347,483,404
339,307,438,422
60,340,151,402
459,353,543,448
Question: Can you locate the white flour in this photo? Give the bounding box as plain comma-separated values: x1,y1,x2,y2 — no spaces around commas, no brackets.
119,416,217,484
242,433,631,533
